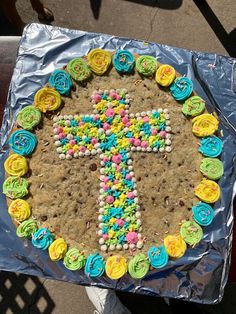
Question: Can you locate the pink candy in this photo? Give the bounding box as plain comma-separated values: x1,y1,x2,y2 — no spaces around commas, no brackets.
103,176,109,183
102,234,109,240
79,146,86,152
122,117,129,124
103,122,110,131
151,129,158,135
106,195,114,204
68,149,74,155
56,127,63,134
159,131,166,138
69,140,76,145
143,116,149,122
112,154,122,164
116,219,125,227
105,108,115,117
126,174,133,180
91,137,98,145
120,109,126,117
141,141,148,148
127,192,135,199
103,185,109,191
93,93,101,103
126,232,138,244
58,133,65,139
134,139,141,147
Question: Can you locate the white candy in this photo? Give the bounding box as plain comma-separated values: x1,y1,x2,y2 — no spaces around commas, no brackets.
125,217,131,222
136,212,141,219
99,223,104,228
100,245,107,252
159,147,165,153
147,147,152,152
55,140,61,147
166,133,172,139
109,244,115,251
74,152,79,158
98,229,103,236
131,147,136,152
128,165,133,171
163,108,169,114
133,190,138,196
85,150,91,156
166,126,172,132
166,146,172,152
165,139,172,146
99,208,104,214
165,114,170,120
53,128,58,134
135,113,141,117
129,113,135,118
56,147,62,153
129,244,135,249
67,134,73,140
153,147,158,152
166,120,171,126
116,244,122,250
158,108,163,113
123,243,129,250
136,219,142,225
99,201,105,207
65,120,71,126
53,116,58,122
91,149,97,155
79,152,85,157
136,146,141,151
127,159,132,165
59,154,66,160
141,111,146,117
136,240,143,249
99,238,105,245
66,154,72,160
138,233,142,239
98,215,104,222
141,147,146,152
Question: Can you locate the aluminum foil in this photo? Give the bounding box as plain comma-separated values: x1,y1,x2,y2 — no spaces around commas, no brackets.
0,23,235,304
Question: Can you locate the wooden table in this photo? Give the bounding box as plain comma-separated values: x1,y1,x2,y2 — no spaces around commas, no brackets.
0,36,235,282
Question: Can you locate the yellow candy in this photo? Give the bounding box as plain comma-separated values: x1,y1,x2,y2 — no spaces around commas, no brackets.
105,255,127,280
164,235,187,258
108,230,116,238
4,154,28,176
8,199,31,222
87,49,111,75
155,64,176,87
192,114,219,137
34,87,61,113
48,238,67,261
195,178,220,203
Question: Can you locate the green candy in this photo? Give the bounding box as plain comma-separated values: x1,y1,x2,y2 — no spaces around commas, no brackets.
16,105,42,130
182,96,205,117
16,219,38,238
136,55,158,77
3,176,29,199
63,248,86,271
67,58,91,82
128,253,150,279
200,158,224,180
180,220,203,246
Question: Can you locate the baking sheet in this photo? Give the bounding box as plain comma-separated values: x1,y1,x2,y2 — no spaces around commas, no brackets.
0,23,236,304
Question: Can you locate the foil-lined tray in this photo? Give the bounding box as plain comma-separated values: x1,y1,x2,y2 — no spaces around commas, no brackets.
0,23,235,304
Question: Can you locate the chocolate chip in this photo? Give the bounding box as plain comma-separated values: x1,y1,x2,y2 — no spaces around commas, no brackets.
179,200,185,206
89,163,97,171
137,177,141,182
41,215,47,221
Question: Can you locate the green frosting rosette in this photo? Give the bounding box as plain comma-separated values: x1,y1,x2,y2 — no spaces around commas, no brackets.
66,58,91,82
16,105,42,130
3,176,29,199
180,220,203,246
136,55,158,77
200,158,224,180
128,253,150,279
182,96,205,117
63,248,86,271
16,219,38,238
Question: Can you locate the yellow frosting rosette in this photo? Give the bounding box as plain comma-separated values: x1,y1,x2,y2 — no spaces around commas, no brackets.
8,199,31,222
87,48,111,75
195,178,220,203
192,114,219,137
164,235,187,258
34,87,61,113
48,238,67,261
4,154,28,176
105,255,127,279
155,64,176,87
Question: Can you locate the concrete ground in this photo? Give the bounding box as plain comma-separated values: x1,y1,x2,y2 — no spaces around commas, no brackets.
0,0,236,313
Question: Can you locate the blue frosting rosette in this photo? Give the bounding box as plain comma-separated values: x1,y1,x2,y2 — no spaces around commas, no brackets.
170,77,193,101
192,202,214,226
148,246,168,269
112,50,135,74
32,228,54,250
199,136,223,157
85,253,105,278
49,69,73,96
9,130,37,156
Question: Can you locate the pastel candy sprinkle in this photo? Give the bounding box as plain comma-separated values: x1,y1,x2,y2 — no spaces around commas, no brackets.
147,246,168,268
192,202,214,226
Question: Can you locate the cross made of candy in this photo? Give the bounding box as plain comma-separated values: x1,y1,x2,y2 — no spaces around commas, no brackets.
53,89,172,252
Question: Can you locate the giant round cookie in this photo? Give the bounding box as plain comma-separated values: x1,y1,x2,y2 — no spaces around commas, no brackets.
3,49,223,279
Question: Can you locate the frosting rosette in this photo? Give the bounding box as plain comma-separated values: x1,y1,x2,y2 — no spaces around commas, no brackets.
49,69,73,96
85,253,105,278
87,49,111,75
64,248,86,271
9,130,37,156
170,77,193,101
164,235,187,258
192,202,214,226
48,238,67,261
67,57,91,81
155,64,176,87
16,105,41,130
112,50,135,74
200,158,224,180
136,55,158,77
34,87,61,112
180,220,203,246
195,178,220,203
4,154,28,176
105,255,127,280
182,96,205,117
3,176,29,199
16,218,38,238
199,136,223,157
8,199,31,222
192,114,219,137
128,253,149,279
148,246,168,269
32,228,54,250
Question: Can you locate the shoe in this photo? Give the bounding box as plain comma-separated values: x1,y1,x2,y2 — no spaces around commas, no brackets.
86,286,131,314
